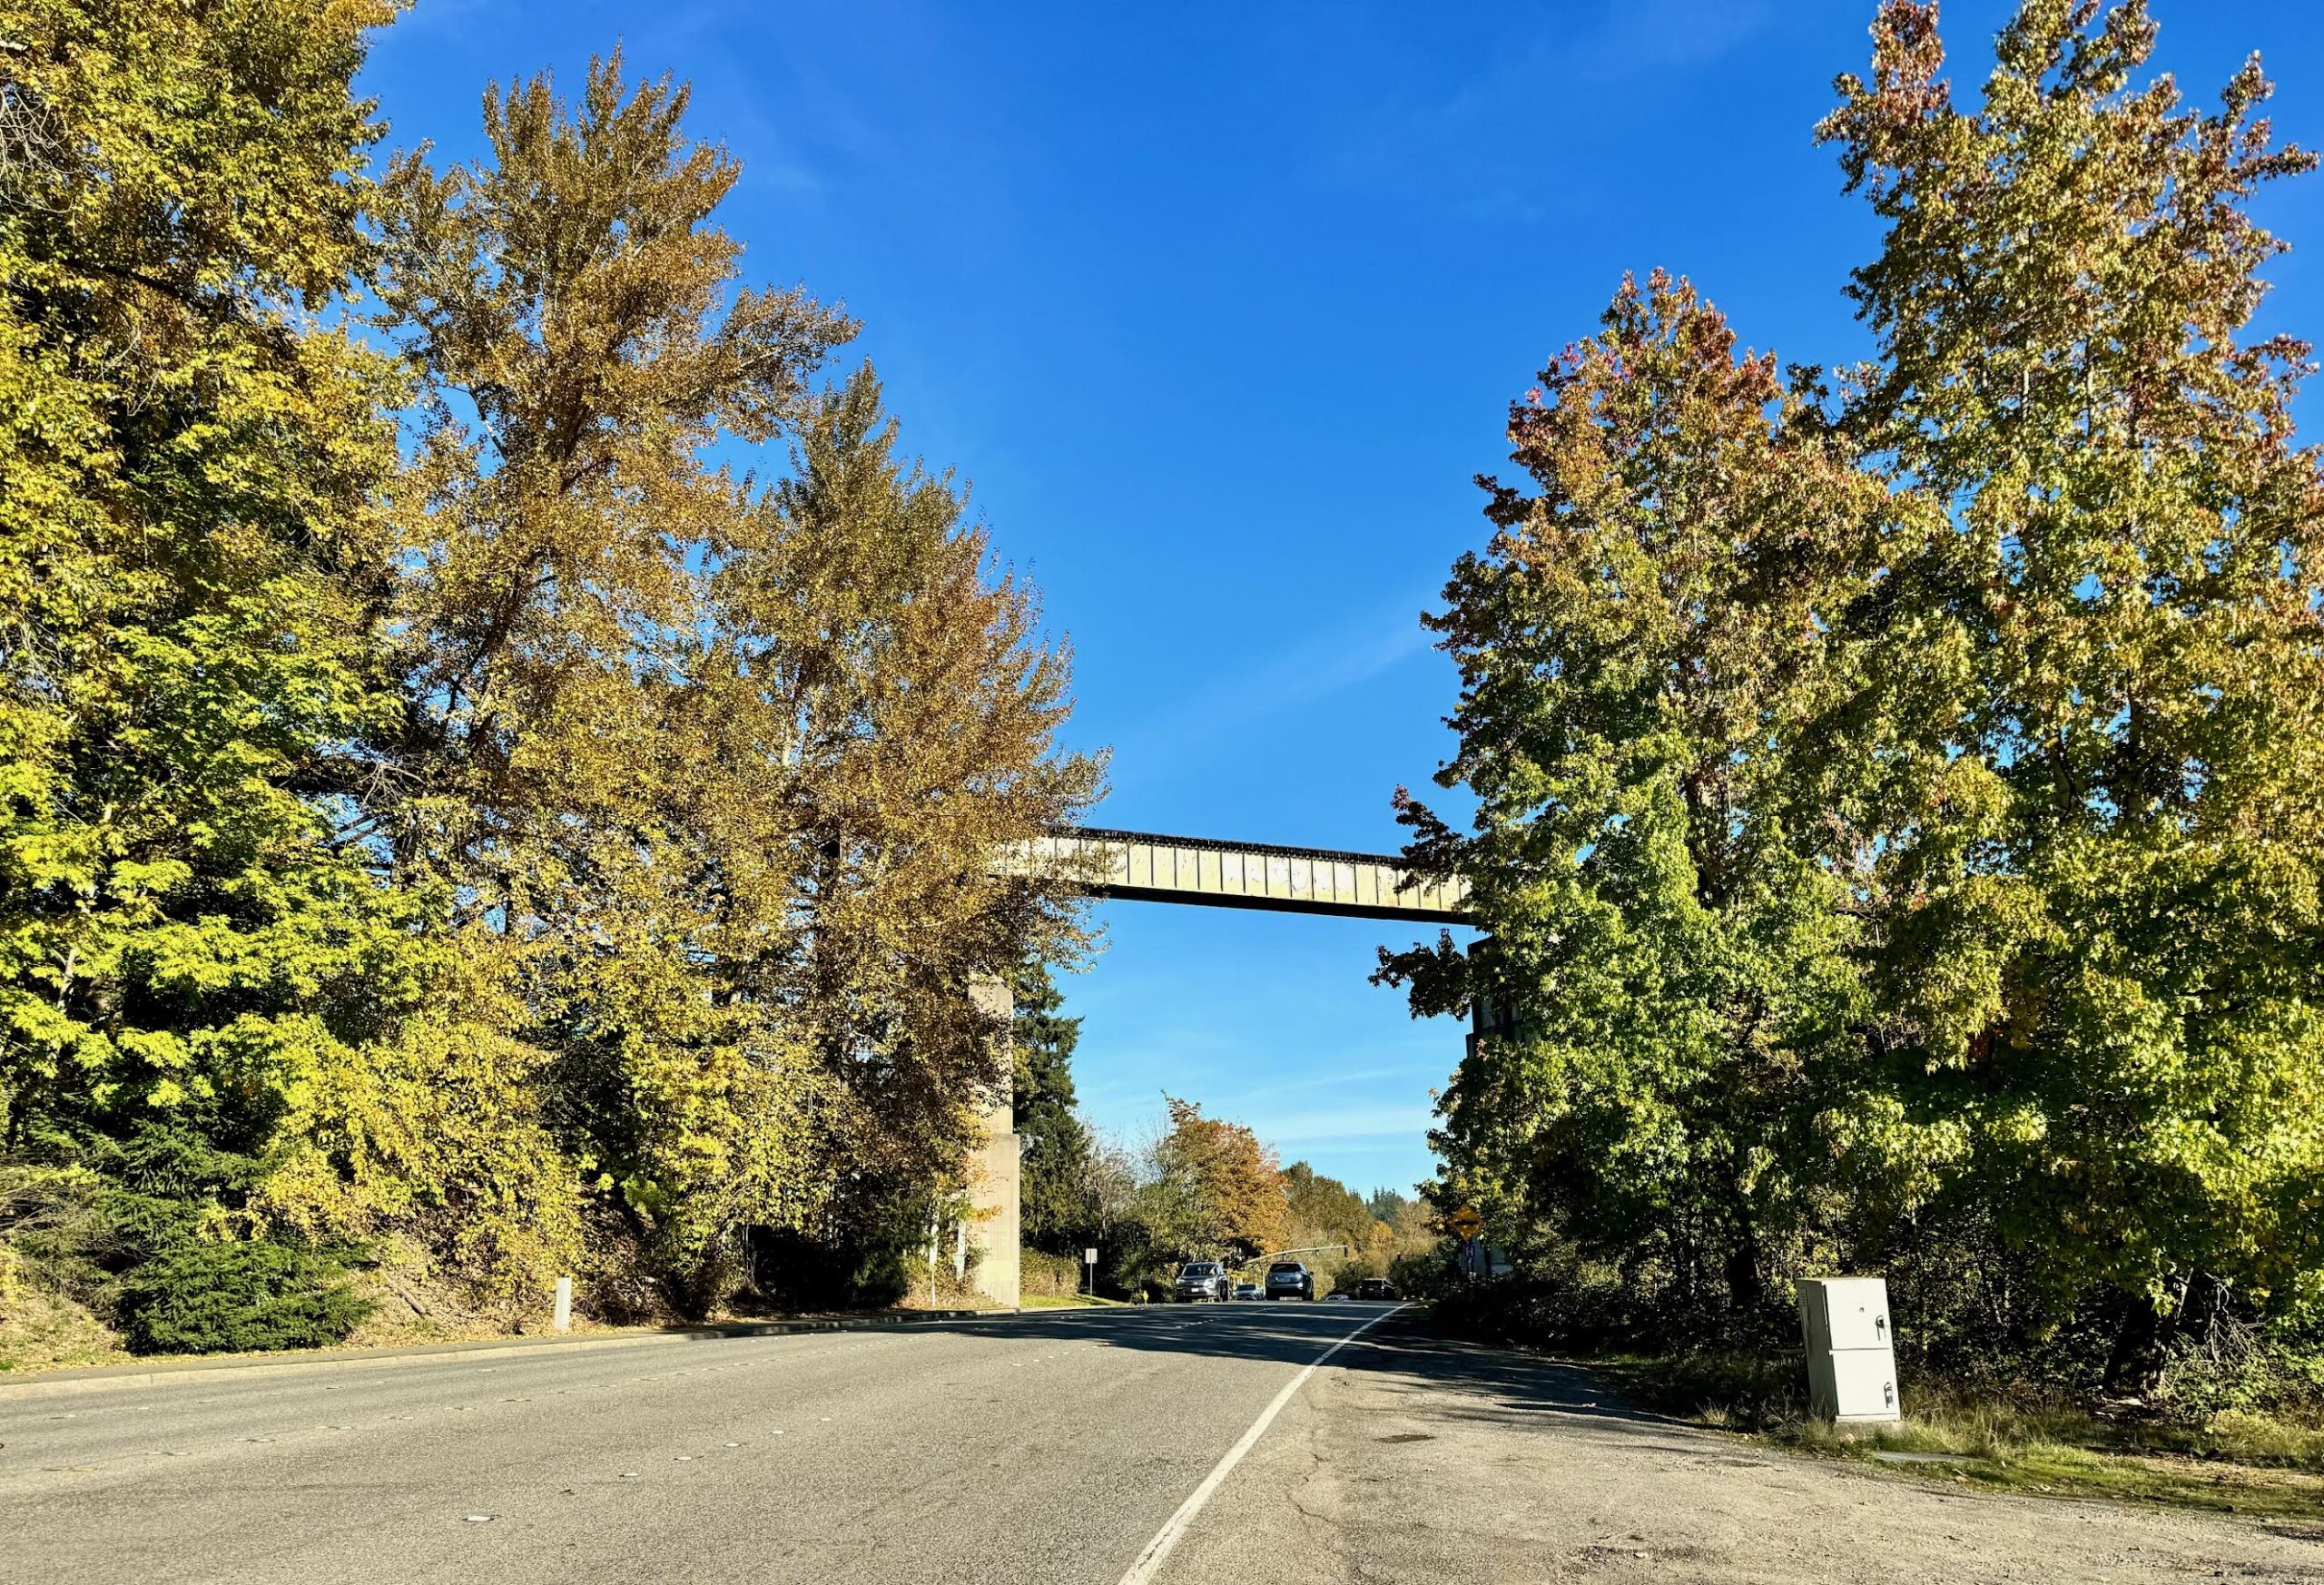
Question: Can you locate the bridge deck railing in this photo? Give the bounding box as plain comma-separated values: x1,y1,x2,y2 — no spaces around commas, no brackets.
999,826,1472,926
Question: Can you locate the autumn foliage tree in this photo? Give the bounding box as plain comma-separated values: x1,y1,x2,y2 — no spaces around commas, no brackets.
1391,0,2324,1396
1382,273,1889,1329
2,25,1100,1345
0,0,425,1344
1141,1098,1287,1265
1822,0,2324,1392
369,55,1098,1311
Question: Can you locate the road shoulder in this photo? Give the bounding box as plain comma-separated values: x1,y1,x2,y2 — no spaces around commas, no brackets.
1155,1314,2324,1584
0,1307,986,1401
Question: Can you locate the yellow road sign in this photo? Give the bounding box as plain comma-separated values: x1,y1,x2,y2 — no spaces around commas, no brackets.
1449,1206,1483,1240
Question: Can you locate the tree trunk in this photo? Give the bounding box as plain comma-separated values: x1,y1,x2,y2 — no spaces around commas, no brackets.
2102,1291,2171,1401
2102,1272,2223,1403
1724,1230,1763,1315
1721,1167,1764,1319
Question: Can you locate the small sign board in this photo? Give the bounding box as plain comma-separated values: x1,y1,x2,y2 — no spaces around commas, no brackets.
1084,1247,1098,1265
1449,1206,1484,1240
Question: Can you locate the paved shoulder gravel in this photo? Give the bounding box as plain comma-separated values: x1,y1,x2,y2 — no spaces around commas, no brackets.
1158,1315,2324,1585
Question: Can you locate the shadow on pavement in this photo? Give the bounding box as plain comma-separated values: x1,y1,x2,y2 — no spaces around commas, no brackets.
842,1304,1689,1434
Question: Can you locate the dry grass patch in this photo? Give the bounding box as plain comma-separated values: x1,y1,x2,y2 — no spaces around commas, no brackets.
0,1285,127,1373
1596,1351,2324,1521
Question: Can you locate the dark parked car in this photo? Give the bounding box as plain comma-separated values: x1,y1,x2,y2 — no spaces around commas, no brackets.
1173,1260,1229,1303
1264,1260,1315,1301
1356,1277,1399,1301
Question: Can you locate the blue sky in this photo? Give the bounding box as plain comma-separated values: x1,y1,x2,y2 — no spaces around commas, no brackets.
361,1,2324,1200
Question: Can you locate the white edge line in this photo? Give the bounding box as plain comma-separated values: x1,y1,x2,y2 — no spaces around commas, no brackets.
1117,1304,1410,1585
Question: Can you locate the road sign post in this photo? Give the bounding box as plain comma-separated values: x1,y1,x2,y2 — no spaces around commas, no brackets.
1084,1246,1098,1297
1448,1208,1484,1279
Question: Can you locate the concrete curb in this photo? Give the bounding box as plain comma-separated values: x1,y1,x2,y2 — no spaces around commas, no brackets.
0,1308,989,1403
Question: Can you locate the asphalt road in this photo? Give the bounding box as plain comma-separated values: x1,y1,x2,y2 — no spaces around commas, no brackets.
5,1302,2319,1585
0,1302,1400,1585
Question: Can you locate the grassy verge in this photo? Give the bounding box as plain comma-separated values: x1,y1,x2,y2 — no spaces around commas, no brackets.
1594,1351,2324,1521
1019,1293,1129,1309
0,1280,999,1376
0,1285,123,1373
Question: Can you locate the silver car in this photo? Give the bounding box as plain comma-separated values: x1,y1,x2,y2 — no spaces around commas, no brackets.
1173,1260,1229,1302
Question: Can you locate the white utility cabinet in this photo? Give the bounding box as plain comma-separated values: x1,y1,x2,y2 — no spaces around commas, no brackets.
1797,1275,1900,1424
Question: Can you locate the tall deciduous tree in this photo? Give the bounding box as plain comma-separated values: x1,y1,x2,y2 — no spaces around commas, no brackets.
1393,2,2324,1392
373,53,858,1303
375,55,1099,1305
1282,1162,1373,1256
1822,0,2324,1387
1380,272,1888,1325
0,0,435,1258
1142,1097,1287,1264
695,365,1100,1250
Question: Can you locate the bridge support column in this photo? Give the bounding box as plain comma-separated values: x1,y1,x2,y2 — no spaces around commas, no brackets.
966,972,1019,1308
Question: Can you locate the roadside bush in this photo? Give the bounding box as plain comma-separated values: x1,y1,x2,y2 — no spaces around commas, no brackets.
1594,1352,1807,1432
116,1242,371,1355
1097,1248,1162,1302
1020,1249,1084,1297
1430,1267,1677,1354
1388,1252,1454,1300
0,1166,116,1306
2155,1322,2324,1424
743,1226,917,1311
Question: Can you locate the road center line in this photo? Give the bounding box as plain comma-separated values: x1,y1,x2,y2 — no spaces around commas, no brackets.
1116,1305,1409,1585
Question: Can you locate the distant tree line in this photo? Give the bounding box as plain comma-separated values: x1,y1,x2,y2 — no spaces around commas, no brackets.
1384,0,2324,1406
0,4,1098,1354
1009,1000,1438,1301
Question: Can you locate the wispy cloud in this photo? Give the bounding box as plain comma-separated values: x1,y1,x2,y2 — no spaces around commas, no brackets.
1241,1061,1440,1099
1305,1,1777,224
1263,1101,1440,1147
1583,0,1774,76
1106,591,1436,783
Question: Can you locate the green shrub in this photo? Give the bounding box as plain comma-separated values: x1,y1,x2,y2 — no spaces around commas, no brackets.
1594,1350,1807,1432
1388,1252,1454,1300
1020,1248,1085,1296
117,1242,370,1355
1430,1269,1658,1353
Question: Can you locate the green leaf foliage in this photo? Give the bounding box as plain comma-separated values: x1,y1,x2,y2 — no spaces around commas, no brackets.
1822,0,2324,1334
117,1239,369,1355
1013,961,1095,1254
3,20,1099,1344
1390,2,2324,1393
0,0,463,1332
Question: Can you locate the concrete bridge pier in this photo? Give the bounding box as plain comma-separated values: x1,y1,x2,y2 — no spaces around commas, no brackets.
966,972,1020,1307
